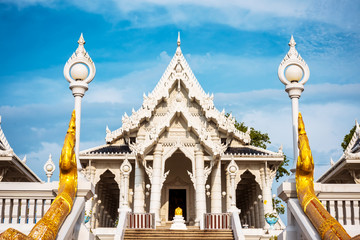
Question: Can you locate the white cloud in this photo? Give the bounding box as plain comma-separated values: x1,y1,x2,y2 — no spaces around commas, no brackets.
5,0,360,32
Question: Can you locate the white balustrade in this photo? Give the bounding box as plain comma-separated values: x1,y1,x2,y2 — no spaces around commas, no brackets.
278,182,360,239
127,213,155,229
0,179,94,238
204,213,232,229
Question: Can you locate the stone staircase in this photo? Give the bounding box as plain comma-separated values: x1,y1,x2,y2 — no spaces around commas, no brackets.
124,229,234,240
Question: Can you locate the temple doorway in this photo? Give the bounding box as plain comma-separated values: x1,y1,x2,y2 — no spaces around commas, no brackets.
168,189,186,221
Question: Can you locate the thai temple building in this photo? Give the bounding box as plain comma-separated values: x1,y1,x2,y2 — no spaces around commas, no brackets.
0,34,359,240
78,34,285,233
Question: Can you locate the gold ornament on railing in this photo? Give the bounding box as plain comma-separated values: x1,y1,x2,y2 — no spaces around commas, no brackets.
0,110,78,240
296,113,360,240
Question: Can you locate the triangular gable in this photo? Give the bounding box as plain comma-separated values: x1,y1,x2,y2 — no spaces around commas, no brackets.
106,38,251,147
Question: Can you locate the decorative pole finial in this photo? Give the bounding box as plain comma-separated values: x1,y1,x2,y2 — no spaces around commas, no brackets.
177,32,181,47
289,35,296,47
78,33,85,45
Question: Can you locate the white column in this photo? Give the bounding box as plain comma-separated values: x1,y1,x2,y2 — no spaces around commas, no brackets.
250,206,255,227
290,96,299,169
261,167,273,229
133,158,145,213
120,158,132,211
254,201,260,228
227,158,239,213
195,144,206,228
211,159,222,213
226,172,231,212
150,144,163,225
74,95,82,162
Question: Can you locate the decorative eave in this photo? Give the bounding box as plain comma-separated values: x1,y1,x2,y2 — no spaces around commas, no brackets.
0,116,12,154
317,120,360,183
224,145,283,157
80,144,131,155
105,37,251,145
344,120,360,159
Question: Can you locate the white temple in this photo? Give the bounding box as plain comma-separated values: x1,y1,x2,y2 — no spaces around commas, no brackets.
79,34,284,231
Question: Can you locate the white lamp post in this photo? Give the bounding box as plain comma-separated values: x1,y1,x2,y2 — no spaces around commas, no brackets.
278,36,310,173
64,33,96,170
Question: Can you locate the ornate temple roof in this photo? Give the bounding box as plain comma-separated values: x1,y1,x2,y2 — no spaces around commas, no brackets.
105,34,251,147
81,35,283,160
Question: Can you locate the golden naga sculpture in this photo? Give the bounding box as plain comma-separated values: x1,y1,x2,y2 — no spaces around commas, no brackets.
0,110,78,240
296,113,360,240
175,207,183,216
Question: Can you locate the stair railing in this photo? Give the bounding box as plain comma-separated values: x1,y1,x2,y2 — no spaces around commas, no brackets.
231,212,245,240
204,213,232,229
127,213,155,229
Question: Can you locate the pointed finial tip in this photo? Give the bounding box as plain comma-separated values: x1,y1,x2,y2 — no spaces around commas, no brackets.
177,32,181,47
289,35,296,47
78,33,85,45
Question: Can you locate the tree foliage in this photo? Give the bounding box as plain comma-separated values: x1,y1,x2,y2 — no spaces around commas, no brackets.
341,125,356,151
226,113,290,181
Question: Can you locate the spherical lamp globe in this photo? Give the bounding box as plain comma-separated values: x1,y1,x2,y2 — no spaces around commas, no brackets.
285,64,303,82
71,63,88,80
46,164,53,172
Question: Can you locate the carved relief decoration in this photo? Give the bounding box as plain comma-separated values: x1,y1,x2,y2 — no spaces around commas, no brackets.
105,45,251,148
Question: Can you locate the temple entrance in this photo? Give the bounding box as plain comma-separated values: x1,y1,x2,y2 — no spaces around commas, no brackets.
161,150,194,224
168,189,186,221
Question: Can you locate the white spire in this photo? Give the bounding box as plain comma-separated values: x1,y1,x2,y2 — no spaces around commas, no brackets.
289,35,296,48
176,32,182,55
177,31,181,47
75,33,86,56
330,157,334,166
22,155,27,164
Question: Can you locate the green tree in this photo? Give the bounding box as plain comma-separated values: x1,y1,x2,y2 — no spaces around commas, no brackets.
226,113,290,181
341,125,356,151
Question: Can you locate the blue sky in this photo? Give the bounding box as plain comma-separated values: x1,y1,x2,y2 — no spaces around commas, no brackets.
0,0,359,192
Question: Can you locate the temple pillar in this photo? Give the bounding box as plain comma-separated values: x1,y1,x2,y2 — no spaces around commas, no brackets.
226,172,231,212
120,157,132,211
250,206,255,228
133,158,145,213
254,201,260,228
226,157,239,213
260,167,273,229
195,144,206,228
150,144,163,225
211,159,222,213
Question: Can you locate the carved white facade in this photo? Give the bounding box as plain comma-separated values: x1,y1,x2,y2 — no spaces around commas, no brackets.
79,36,285,231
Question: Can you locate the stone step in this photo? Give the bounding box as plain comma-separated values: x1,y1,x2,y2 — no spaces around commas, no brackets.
124,229,234,240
